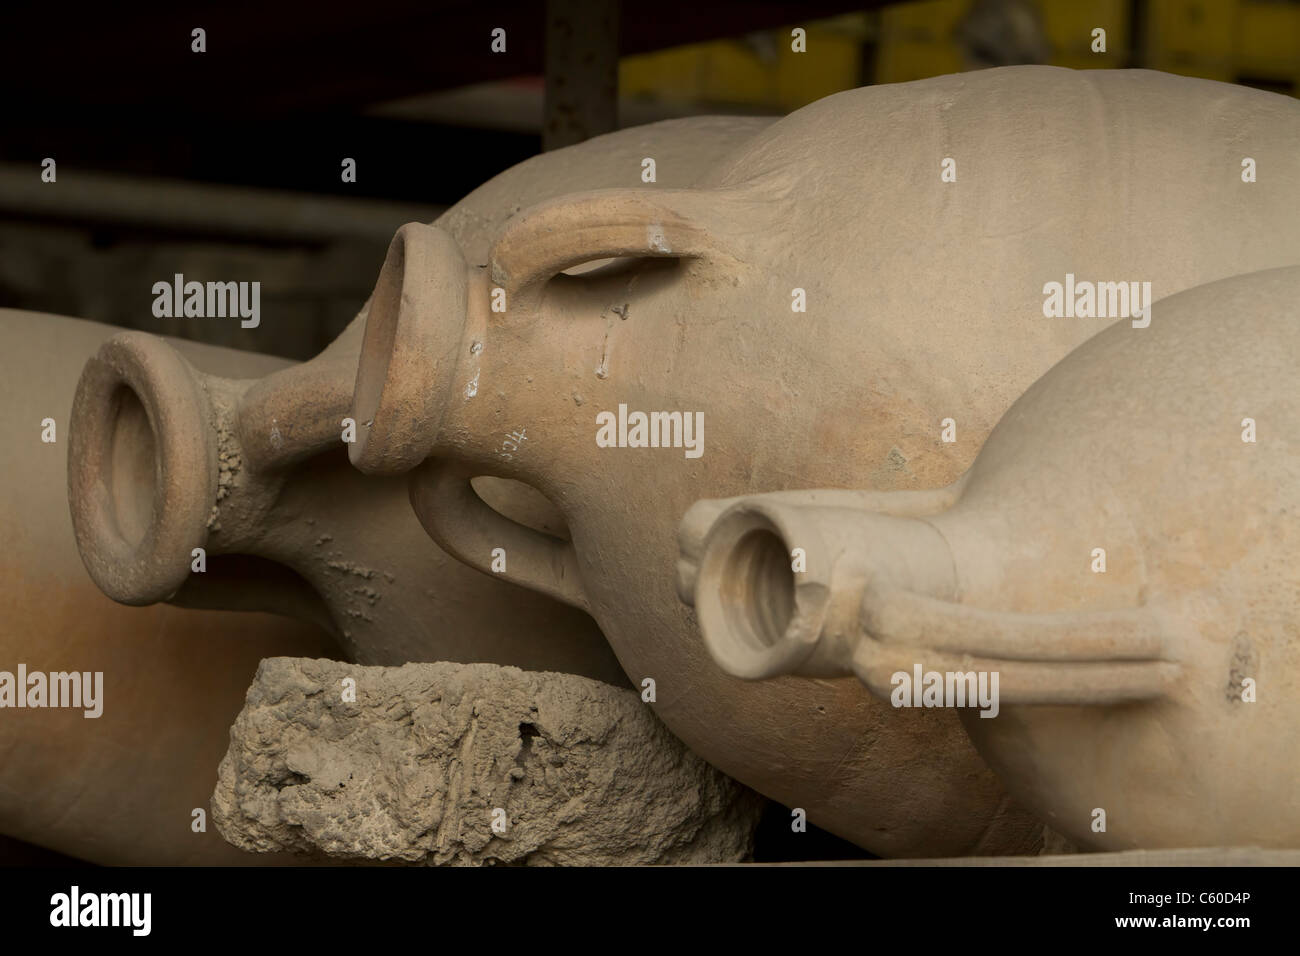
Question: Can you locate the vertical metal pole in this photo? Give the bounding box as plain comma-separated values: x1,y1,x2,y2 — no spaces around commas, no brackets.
543,0,620,151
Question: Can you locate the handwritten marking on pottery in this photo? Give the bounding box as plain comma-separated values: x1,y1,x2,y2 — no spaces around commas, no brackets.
890,664,1000,719
40,417,55,442
498,428,527,462
641,159,657,184
1242,157,1256,182
41,158,56,182
1042,274,1152,329
941,157,956,182
340,418,356,443
491,548,506,573
791,548,806,572
49,887,151,936
791,288,806,312
1091,548,1107,573
465,370,480,398
341,157,356,183
191,548,205,572
1241,418,1256,442
192,808,206,833
341,677,356,703
152,274,260,328
490,27,506,53
791,808,807,832
0,665,103,718
640,678,656,703
596,404,704,459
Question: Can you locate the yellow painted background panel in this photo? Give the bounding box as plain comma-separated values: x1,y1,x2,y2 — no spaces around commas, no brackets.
618,0,1300,109
1036,0,1129,58
1235,1,1300,78
621,23,864,111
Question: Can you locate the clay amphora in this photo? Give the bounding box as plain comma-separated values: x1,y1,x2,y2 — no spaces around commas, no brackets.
67,320,628,681
65,117,767,682
681,266,1300,850
0,308,337,865
348,67,1300,855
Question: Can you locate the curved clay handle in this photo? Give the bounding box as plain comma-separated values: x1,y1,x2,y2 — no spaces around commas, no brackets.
855,586,1182,705
409,458,590,613
490,189,729,315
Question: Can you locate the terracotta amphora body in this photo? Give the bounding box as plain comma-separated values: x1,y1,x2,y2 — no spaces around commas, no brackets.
681,266,1300,850
0,308,338,865
66,116,768,682
349,67,1300,855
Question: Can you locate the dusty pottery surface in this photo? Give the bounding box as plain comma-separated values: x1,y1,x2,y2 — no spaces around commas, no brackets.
683,266,1300,850
65,115,767,683
347,67,1300,855
0,308,338,865
214,656,765,865
67,323,624,683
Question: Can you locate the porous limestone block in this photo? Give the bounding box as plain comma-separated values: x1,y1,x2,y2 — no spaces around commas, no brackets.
214,657,764,865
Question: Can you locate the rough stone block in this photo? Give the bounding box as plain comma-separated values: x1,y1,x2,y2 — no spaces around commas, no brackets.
213,657,764,865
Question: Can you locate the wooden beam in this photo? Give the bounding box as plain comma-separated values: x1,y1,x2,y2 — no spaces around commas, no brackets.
543,0,620,150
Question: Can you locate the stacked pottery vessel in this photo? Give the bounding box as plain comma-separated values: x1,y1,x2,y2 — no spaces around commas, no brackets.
48,65,1300,861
